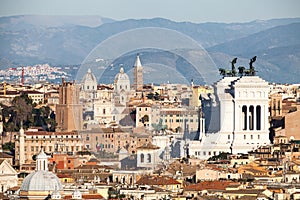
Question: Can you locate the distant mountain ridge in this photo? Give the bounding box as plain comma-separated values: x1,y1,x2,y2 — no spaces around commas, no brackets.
0,15,300,83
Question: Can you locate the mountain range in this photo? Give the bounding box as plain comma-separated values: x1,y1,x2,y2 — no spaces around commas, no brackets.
0,15,300,84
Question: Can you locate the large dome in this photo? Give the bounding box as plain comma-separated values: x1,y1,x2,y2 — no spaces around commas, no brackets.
82,68,97,91
82,68,97,82
114,67,129,82
20,170,63,192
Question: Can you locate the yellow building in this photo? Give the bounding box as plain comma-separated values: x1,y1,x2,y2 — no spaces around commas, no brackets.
15,129,83,166
24,90,44,104
191,85,213,107
160,108,199,133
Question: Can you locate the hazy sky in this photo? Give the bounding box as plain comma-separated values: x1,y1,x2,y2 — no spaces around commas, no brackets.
1,0,300,23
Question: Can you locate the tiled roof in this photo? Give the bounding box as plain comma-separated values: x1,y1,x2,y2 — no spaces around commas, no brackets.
64,194,104,199
136,176,180,185
7,186,19,191
166,160,196,176
137,103,152,107
75,164,106,170
0,152,14,158
223,189,265,195
184,181,234,191
25,131,79,136
137,142,160,150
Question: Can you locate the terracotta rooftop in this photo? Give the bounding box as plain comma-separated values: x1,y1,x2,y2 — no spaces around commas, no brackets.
137,103,152,107
136,142,160,150
0,152,14,158
57,173,73,178
223,189,265,195
64,194,104,199
75,164,109,170
184,181,235,191
166,160,197,176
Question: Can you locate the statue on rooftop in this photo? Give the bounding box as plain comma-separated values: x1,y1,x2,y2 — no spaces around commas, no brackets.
249,56,257,76
219,57,238,77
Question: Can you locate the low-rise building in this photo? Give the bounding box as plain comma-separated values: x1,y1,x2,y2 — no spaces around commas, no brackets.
0,159,18,193
15,130,83,166
136,175,182,193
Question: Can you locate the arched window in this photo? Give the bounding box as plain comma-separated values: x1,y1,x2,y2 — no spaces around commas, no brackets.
256,106,261,130
147,154,151,163
140,153,144,163
242,106,247,130
249,106,254,130
43,160,46,170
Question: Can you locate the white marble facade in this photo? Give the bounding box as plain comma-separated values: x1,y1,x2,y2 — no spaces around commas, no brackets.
189,76,270,159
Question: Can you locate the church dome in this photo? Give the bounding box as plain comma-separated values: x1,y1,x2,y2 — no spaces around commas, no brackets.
82,68,97,91
20,170,63,192
114,67,129,82
20,148,63,196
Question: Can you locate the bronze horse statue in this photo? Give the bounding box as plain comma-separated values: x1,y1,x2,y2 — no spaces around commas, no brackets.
219,58,238,77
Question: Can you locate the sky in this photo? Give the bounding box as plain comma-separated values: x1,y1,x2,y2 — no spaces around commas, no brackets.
0,0,300,23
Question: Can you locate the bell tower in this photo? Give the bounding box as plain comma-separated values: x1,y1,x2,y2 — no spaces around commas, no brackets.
19,123,25,166
133,54,143,91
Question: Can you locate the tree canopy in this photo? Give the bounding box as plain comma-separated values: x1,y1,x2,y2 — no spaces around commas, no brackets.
1,93,57,132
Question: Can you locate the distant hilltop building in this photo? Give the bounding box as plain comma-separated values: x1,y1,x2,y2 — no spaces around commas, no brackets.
189,57,270,159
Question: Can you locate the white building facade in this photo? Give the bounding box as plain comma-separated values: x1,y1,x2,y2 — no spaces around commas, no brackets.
189,76,270,159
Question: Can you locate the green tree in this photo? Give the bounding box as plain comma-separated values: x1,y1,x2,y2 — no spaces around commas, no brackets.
208,152,231,161
9,93,33,130
2,142,14,153
152,118,167,132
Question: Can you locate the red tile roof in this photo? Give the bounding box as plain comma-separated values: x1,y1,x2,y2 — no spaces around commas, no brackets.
64,194,104,199
184,181,235,191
